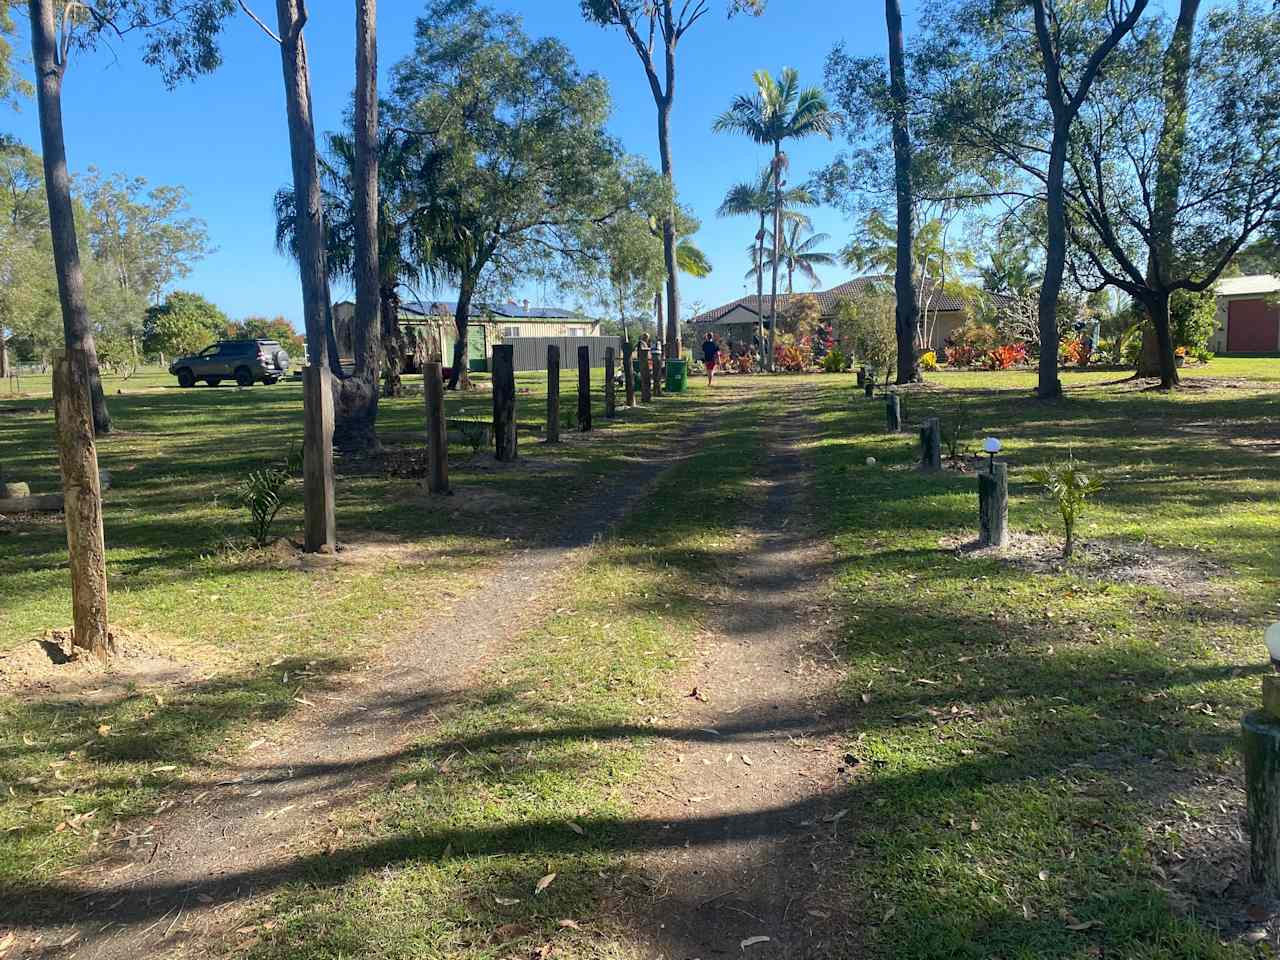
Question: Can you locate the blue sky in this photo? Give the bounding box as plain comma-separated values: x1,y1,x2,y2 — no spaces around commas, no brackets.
2,2,918,328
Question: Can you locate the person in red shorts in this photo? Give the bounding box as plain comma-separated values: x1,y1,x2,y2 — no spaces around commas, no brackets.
702,332,720,386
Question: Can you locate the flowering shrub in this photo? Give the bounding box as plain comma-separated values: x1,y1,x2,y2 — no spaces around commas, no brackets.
1062,338,1087,365
775,343,807,372
919,350,938,372
734,354,754,374
985,342,1028,370
944,344,983,367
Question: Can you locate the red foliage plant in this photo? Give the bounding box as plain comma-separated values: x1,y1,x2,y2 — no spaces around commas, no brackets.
985,342,1028,370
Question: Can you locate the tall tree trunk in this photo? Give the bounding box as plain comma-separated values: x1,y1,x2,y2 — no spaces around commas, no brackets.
657,96,681,362
769,142,782,371
447,276,475,391
335,0,381,453
29,0,111,656
274,0,334,376
1037,133,1068,399
0,331,7,379
29,0,111,435
380,283,405,396
886,0,921,384
655,288,664,348
1144,0,1199,389
755,218,766,354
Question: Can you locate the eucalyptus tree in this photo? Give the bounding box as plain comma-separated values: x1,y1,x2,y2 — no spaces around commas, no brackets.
392,0,631,390
717,167,814,351
1063,1,1280,388
581,0,765,363
714,68,837,368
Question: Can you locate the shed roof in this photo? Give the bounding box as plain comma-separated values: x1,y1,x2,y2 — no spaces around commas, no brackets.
1216,274,1280,297
402,299,585,320
689,275,975,325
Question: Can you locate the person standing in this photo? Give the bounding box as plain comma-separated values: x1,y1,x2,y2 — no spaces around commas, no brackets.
702,332,720,387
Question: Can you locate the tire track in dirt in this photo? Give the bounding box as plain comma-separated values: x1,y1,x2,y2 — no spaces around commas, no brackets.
625,382,858,959
6,394,735,960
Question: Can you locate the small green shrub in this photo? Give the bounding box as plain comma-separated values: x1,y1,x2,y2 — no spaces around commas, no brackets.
1029,454,1102,559
940,405,971,460
820,348,849,373
235,446,302,548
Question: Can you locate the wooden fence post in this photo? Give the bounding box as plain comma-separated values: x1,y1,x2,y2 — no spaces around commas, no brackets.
622,339,636,407
978,461,1008,548
53,352,112,659
577,345,592,431
920,417,942,472
546,344,560,444
424,361,449,494
492,344,517,461
652,347,663,398
1245,711,1280,896
857,366,866,388
302,363,336,554
639,347,652,403
604,347,616,418
886,391,902,433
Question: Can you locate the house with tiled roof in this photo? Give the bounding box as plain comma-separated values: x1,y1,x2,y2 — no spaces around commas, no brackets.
689,275,989,353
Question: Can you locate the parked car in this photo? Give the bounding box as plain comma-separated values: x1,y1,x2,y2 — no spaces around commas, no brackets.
169,340,291,388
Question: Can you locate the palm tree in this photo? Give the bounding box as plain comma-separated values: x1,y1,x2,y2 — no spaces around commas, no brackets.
760,221,837,293
717,167,815,352
714,69,838,368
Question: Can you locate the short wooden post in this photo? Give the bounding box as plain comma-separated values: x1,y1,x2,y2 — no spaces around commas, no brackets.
885,392,902,433
639,347,652,403
424,361,449,494
622,339,636,407
492,344,517,461
864,377,874,398
577,345,592,431
652,347,663,398
604,347,616,418
1245,709,1280,895
302,363,336,554
978,461,1008,548
920,417,942,472
857,366,866,388
546,344,560,444
53,352,112,659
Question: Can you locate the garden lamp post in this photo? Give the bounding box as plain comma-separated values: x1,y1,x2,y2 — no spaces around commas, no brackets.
983,436,1002,471
1243,623,1280,895
977,437,1007,549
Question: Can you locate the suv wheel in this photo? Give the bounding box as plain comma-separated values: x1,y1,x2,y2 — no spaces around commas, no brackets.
205,377,222,387
176,368,196,388
234,366,255,387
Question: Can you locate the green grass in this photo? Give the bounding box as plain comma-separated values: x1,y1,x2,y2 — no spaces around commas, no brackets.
0,364,701,890
805,366,1279,958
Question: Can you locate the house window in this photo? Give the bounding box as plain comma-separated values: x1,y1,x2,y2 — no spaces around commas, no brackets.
501,326,521,338
568,326,587,337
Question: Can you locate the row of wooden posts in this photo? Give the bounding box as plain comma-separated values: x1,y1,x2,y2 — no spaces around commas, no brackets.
868,379,1009,552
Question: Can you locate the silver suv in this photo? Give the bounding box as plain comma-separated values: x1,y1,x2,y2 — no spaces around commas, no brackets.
169,340,291,388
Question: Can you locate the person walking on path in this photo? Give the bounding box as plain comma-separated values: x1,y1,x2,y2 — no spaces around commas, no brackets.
702,333,720,387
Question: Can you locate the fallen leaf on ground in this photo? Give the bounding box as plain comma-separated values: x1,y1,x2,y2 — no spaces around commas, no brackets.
740,936,771,949
535,873,556,894
1244,928,1269,944
861,692,872,704
807,909,829,919
689,687,709,702
0,931,15,955
558,919,581,930
97,724,111,736
494,896,521,906
1065,919,1103,931
824,809,848,824
1038,869,1049,882
566,822,585,836
741,755,752,766
689,795,712,803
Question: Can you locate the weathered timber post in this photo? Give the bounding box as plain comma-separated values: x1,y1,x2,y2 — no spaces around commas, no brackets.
424,361,449,494
639,346,652,403
492,344,517,461
546,344,561,444
53,352,112,659
302,363,336,554
604,347,617,418
857,366,866,388
919,417,942,472
864,376,875,398
1245,709,1280,895
577,346,592,432
886,391,902,433
622,339,636,408
652,347,663,398
978,461,1008,548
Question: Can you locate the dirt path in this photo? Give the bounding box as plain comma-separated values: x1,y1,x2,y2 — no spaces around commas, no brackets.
9,396,728,960
625,384,857,959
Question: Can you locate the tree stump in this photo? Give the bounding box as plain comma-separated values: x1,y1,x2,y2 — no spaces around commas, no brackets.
886,392,902,433
492,344,517,461
424,361,449,494
622,339,635,407
53,352,112,659
604,347,616,418
864,378,875,398
577,346,592,431
1244,710,1280,895
920,417,942,471
978,461,1008,548
639,347,652,403
302,363,336,554
546,344,560,444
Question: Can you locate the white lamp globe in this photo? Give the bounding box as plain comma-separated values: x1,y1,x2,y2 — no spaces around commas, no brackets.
1266,623,1280,667
983,437,1002,455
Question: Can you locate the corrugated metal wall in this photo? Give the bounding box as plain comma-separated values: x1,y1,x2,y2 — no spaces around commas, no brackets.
504,336,624,372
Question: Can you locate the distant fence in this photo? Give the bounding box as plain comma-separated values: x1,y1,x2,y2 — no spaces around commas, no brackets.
504,336,623,372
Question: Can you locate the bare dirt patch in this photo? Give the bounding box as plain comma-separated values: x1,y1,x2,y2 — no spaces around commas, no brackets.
0,629,192,701
941,531,1229,598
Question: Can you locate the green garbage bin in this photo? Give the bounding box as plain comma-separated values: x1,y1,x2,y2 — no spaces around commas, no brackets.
665,358,688,393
